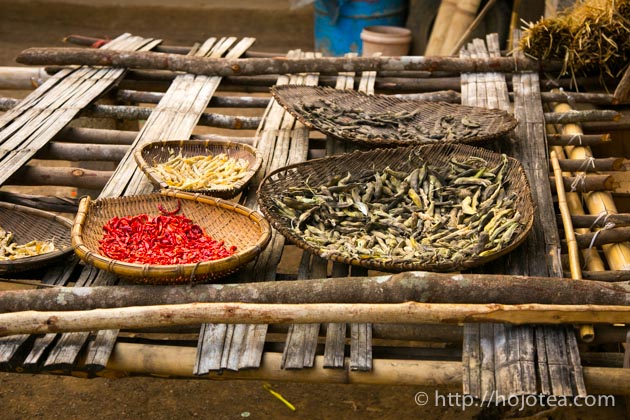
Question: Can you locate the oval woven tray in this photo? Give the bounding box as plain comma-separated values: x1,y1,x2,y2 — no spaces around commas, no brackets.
0,202,73,274
72,190,271,284
257,143,534,273
271,85,518,147
134,140,262,199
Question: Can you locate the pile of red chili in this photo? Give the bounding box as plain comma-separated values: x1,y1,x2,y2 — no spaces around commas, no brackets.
99,204,236,265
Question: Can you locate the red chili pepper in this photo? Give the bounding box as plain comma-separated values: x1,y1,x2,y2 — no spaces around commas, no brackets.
157,200,182,216
98,210,236,265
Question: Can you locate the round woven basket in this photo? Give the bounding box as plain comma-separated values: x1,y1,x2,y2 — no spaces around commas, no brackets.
72,190,271,284
134,139,262,199
0,202,73,274
257,143,535,273
271,85,519,148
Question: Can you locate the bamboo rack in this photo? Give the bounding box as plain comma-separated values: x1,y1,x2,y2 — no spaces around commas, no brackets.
1,32,630,393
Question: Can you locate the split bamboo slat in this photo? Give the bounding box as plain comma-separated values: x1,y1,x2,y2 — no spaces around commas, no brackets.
0,34,161,187
0,34,161,368
194,49,320,375
40,36,256,371
509,32,586,399
460,34,585,401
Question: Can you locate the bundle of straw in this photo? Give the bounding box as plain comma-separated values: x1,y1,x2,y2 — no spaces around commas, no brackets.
520,0,630,85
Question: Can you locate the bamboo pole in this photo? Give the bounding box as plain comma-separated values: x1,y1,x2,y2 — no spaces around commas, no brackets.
447,0,497,56
99,343,630,394
551,150,582,280
552,149,595,341
425,0,461,56
554,102,630,272
15,47,564,75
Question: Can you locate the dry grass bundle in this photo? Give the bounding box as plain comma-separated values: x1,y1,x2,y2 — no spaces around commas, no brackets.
520,0,630,85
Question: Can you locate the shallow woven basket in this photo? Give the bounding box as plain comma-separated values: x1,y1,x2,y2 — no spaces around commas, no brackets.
134,140,263,199
271,85,518,147
0,202,73,274
72,190,271,284
257,143,535,273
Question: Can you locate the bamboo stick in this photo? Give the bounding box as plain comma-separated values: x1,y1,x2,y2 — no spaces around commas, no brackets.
15,47,565,75
97,342,630,394
551,150,581,280
3,302,630,337
552,148,595,341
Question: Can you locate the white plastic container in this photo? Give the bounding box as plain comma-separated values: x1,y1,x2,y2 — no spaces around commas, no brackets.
360,25,412,56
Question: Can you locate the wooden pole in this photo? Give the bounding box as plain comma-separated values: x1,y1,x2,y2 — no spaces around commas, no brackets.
547,133,611,147
0,97,261,129
3,302,630,337
5,165,111,190
15,47,564,75
5,272,630,313
544,110,620,124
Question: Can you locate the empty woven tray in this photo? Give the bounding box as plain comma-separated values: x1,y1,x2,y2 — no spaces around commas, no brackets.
258,143,534,273
134,140,262,199
72,190,271,284
271,85,518,147
0,202,73,274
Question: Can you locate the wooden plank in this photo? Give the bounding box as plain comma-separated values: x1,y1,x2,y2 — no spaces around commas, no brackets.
323,262,350,369
281,252,322,369
194,323,227,374
461,36,541,400
194,49,317,373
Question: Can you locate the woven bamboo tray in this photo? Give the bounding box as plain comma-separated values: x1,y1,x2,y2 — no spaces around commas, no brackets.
72,190,271,284
271,85,518,147
134,140,262,199
0,202,73,274
257,143,535,273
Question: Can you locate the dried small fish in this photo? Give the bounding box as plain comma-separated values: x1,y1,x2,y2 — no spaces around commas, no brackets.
273,152,524,269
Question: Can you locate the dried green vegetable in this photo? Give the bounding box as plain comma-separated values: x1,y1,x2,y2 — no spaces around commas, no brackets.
0,226,56,260
153,153,250,190
272,154,524,267
295,99,481,144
